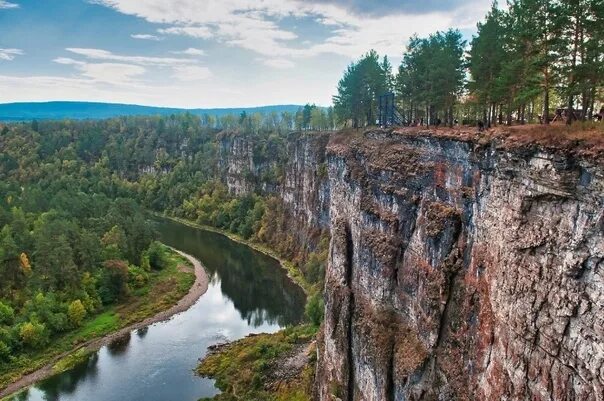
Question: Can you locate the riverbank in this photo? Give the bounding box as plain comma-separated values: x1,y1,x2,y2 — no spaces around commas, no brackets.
155,216,319,401
0,247,209,399
158,214,313,295
198,325,317,401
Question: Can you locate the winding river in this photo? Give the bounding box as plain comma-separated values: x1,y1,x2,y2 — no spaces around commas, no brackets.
8,218,306,401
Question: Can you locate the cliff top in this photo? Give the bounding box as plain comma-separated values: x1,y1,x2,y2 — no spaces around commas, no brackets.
398,124,604,159
330,124,604,163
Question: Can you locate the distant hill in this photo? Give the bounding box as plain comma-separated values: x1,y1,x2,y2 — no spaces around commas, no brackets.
0,101,305,121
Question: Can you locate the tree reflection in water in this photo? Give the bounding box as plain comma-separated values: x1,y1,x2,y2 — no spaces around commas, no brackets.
153,218,305,328
34,352,99,400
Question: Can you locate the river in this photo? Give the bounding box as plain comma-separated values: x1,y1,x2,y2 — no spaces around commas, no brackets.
8,218,306,401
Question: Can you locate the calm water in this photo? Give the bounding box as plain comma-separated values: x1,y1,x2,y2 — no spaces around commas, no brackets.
10,218,305,401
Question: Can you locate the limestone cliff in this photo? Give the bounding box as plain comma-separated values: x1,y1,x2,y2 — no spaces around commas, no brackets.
217,131,331,260
217,128,603,401
318,129,603,401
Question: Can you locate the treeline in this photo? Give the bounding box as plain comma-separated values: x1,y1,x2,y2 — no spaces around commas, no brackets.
199,103,335,132
334,0,604,127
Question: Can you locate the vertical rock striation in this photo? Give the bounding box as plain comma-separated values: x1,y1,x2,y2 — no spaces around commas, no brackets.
318,129,603,401
216,128,603,401
217,131,331,258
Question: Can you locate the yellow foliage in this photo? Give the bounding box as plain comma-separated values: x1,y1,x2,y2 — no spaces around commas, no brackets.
19,252,32,274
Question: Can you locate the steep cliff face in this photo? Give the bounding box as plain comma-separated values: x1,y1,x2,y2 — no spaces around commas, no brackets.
217,131,331,259
317,129,603,401
216,128,603,401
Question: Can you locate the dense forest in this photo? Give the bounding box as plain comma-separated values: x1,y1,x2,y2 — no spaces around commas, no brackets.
334,0,604,127
0,115,329,376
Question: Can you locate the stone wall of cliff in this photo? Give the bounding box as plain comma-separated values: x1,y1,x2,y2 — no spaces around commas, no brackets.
216,127,603,401
317,129,603,401
216,131,331,261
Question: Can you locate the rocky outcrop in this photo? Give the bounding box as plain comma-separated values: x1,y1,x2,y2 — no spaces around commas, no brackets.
217,131,331,259
216,127,603,401
317,129,603,401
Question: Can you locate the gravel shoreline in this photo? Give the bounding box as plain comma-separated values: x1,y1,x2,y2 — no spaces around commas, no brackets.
0,248,209,399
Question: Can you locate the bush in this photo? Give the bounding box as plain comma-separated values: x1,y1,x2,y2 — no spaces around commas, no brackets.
0,301,14,325
0,340,10,361
19,321,47,349
305,292,324,327
128,265,149,288
303,253,325,285
147,241,167,271
67,300,86,328
99,260,130,304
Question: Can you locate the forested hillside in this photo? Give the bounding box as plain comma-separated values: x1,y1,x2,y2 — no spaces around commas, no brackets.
0,115,256,386
0,102,304,122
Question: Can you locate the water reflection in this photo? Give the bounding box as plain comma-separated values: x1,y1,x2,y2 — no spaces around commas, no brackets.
33,353,99,401
106,332,131,356
9,218,305,401
153,219,305,328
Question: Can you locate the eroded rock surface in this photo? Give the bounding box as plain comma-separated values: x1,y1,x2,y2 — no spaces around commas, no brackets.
317,130,603,401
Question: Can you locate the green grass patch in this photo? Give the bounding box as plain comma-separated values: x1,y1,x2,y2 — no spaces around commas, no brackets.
76,311,120,340
52,348,93,375
197,325,317,401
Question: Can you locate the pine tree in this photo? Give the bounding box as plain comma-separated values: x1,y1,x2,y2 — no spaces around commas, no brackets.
333,50,392,128
468,2,507,125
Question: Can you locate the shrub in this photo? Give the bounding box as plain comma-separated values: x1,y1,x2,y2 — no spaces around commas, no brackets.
0,301,14,325
99,260,130,304
305,292,324,327
19,321,47,349
147,241,167,271
0,340,10,361
128,265,149,288
67,300,86,328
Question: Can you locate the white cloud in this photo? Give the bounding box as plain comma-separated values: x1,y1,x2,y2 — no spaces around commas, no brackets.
54,48,212,87
172,48,206,56
54,57,146,85
65,48,194,66
0,1,18,9
0,48,23,61
131,33,162,41
262,58,294,69
172,65,212,81
158,26,213,39
90,0,491,60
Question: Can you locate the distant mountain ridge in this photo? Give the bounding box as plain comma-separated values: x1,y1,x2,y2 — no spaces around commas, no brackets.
0,101,305,121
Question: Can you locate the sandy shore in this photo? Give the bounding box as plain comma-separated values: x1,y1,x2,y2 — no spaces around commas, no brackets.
0,248,209,399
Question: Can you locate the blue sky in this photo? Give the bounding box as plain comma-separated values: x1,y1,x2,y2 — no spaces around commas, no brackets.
0,0,491,108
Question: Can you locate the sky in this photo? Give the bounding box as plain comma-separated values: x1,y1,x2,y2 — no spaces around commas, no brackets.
0,0,492,108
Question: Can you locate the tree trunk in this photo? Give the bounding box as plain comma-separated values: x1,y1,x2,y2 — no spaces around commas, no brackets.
581,91,588,121
567,95,574,125
426,105,429,127
543,85,550,125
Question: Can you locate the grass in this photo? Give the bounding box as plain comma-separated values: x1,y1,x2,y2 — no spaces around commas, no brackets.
197,325,318,401
52,348,93,375
0,245,195,392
